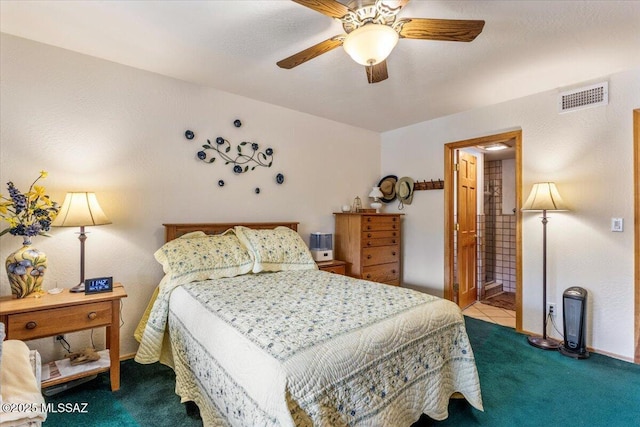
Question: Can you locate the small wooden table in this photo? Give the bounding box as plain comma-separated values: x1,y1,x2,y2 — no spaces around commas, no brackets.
317,259,347,275
0,283,127,391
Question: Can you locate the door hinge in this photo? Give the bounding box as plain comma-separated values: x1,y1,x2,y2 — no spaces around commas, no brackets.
455,223,460,231
454,163,459,172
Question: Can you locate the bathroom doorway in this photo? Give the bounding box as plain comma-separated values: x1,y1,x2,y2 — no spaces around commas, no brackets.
444,130,523,331
479,145,517,313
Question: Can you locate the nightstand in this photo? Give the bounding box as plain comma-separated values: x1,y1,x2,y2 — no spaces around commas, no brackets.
0,283,127,391
317,259,347,275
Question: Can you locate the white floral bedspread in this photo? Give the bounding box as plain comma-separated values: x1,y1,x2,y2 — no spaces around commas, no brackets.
136,270,483,426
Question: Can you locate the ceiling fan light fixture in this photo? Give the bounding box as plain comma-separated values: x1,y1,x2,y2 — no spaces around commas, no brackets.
343,24,399,66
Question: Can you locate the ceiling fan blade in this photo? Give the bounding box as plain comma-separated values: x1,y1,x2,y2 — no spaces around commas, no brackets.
292,0,351,19
277,36,345,69
398,18,485,42
366,60,389,84
378,0,410,12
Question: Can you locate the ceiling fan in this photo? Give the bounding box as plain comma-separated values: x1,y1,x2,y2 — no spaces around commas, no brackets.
277,0,485,84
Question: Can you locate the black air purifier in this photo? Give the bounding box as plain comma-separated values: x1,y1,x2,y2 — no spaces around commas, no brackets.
559,286,589,359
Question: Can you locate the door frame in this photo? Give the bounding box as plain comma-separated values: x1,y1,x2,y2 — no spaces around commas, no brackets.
634,109,639,364
444,129,523,331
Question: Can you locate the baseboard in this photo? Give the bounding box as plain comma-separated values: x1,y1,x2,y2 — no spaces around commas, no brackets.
520,328,635,363
589,347,634,363
120,352,137,361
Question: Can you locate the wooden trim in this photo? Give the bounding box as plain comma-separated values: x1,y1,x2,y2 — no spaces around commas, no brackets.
120,352,137,361
444,146,454,301
634,109,639,364
163,222,299,242
42,366,110,389
444,130,523,331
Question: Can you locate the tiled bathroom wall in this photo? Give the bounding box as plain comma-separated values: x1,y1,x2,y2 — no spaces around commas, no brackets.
484,160,516,293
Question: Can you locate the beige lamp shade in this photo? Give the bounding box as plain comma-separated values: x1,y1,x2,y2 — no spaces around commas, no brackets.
521,182,568,211
53,192,111,227
343,24,399,66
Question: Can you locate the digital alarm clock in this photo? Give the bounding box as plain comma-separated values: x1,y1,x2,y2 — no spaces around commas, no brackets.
84,276,113,294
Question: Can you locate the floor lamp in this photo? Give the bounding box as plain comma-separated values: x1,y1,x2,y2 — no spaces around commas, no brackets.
522,182,568,350
53,192,111,293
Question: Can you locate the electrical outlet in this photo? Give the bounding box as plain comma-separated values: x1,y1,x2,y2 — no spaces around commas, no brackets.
547,303,556,317
54,334,66,343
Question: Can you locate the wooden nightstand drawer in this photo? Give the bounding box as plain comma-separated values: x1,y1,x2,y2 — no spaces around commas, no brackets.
7,301,112,341
317,260,347,275
362,246,400,266
361,215,400,231
362,263,400,283
321,265,346,275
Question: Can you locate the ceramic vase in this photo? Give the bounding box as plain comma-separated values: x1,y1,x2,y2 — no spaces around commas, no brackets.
5,237,47,298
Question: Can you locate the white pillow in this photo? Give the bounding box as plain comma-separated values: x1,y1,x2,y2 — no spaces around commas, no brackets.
234,226,318,273
154,230,253,284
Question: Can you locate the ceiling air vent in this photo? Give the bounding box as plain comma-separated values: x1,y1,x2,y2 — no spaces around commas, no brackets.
558,81,608,113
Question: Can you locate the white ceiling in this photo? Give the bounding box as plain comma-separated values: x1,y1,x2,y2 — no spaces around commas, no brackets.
1,1,639,132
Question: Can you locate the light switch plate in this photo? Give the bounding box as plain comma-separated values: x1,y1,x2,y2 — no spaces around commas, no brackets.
611,218,623,232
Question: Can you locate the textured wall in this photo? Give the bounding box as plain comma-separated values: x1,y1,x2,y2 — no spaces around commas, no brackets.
381,69,639,360
0,34,381,362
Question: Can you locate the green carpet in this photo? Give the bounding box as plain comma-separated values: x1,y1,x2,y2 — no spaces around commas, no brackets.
415,317,640,426
44,359,201,427
44,317,640,426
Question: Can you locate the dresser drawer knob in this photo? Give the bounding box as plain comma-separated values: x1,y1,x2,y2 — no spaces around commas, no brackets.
392,239,396,244
392,251,397,256
88,311,98,320
366,226,371,230
366,274,371,279
392,225,397,229
367,217,371,222
26,321,37,330
392,270,397,274
367,255,372,259
367,233,372,238
366,241,371,246
392,232,396,237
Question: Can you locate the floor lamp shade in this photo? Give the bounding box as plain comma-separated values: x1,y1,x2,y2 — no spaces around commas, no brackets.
52,192,111,292
522,182,568,350
522,182,568,211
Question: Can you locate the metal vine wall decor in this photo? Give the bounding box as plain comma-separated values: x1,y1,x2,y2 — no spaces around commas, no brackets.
184,120,285,194
197,137,274,174
185,122,274,174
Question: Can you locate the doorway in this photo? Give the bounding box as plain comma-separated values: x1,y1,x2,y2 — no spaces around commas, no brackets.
444,130,523,332
481,149,517,304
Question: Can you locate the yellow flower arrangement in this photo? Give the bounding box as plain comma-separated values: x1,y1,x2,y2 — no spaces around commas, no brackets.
0,171,60,238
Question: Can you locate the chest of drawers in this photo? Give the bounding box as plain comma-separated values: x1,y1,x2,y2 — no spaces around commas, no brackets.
334,213,403,286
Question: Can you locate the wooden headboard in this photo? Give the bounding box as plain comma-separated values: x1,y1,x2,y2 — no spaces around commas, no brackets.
163,222,299,242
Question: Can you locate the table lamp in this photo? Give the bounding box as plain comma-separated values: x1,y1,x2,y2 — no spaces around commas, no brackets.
53,192,111,292
369,186,384,213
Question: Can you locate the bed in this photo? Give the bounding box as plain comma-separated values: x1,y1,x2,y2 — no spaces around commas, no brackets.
135,222,482,426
